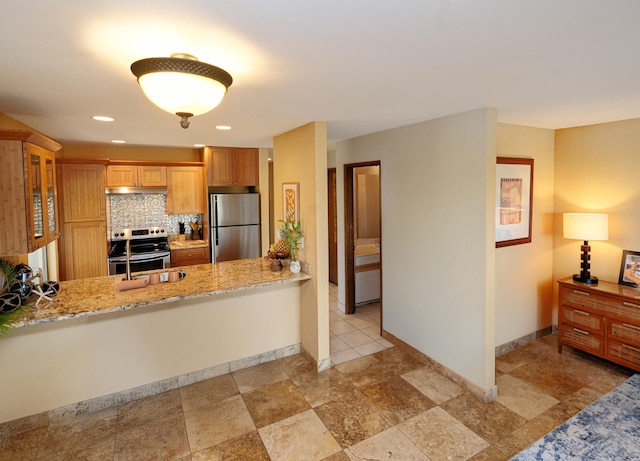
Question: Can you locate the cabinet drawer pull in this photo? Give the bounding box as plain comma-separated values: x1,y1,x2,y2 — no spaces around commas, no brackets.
572,327,589,335
622,344,640,353
622,323,640,332
623,302,640,309
572,290,590,296
572,309,590,316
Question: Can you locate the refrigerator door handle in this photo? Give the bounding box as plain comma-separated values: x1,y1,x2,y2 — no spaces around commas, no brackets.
214,196,219,246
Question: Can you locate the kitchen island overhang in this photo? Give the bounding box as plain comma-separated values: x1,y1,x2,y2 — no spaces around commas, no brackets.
0,258,311,424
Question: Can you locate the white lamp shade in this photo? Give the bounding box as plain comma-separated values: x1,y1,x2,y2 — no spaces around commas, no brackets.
138,72,227,116
563,213,608,241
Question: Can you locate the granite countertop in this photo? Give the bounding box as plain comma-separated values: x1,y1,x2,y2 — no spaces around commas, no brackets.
14,258,311,328
169,239,209,250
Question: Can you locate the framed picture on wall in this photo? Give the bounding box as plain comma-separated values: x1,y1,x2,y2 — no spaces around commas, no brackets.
618,250,640,287
495,157,534,248
283,182,300,222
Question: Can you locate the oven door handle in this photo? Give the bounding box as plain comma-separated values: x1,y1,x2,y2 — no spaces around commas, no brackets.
129,253,169,262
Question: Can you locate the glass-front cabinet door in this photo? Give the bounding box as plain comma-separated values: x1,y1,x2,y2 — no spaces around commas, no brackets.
28,147,45,249
45,156,58,239
25,143,58,251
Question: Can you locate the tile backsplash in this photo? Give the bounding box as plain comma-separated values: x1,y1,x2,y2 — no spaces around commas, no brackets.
107,194,202,237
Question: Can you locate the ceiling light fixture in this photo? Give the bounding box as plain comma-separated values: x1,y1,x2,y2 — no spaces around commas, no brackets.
215,125,232,130
131,53,233,129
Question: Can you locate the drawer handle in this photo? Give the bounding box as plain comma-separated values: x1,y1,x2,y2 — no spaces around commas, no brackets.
622,344,640,353
572,290,590,296
572,309,590,316
623,302,640,309
622,323,640,332
572,328,589,335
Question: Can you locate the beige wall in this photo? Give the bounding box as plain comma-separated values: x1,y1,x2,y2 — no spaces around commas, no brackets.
337,108,497,393
355,166,380,240
495,123,555,346
273,122,330,368
0,113,34,130
258,147,271,253
553,118,640,319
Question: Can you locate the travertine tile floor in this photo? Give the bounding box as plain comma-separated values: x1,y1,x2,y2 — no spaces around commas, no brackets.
329,283,394,365
1,288,634,460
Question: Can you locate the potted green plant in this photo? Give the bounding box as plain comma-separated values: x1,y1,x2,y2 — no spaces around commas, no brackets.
279,219,303,273
0,259,25,336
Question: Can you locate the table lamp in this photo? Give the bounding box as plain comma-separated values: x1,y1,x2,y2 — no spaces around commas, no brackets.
563,213,608,284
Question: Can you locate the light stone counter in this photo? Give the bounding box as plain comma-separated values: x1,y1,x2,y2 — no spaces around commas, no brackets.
16,258,311,328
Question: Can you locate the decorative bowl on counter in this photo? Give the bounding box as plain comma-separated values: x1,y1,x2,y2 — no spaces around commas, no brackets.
266,251,290,260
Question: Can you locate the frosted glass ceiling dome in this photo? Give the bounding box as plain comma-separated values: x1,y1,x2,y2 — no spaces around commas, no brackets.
131,53,233,129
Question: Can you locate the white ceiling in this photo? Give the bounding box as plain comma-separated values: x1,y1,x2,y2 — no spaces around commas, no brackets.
2,1,640,149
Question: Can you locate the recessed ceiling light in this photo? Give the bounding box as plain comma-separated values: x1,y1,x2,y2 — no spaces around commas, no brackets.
111,139,126,144
215,125,231,130
92,115,114,122
194,144,205,148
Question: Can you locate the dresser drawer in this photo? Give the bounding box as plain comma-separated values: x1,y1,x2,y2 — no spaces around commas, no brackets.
609,320,640,346
610,298,640,324
560,305,604,333
171,247,210,266
561,286,640,322
561,287,614,314
607,338,640,369
559,322,604,355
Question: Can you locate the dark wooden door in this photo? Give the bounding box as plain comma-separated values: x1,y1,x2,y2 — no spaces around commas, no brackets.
328,169,338,284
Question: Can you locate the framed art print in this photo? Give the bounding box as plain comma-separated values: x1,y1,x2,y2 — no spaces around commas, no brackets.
282,182,300,222
495,157,534,248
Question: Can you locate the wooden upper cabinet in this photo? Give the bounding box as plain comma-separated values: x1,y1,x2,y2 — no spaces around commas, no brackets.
107,164,166,187
106,165,136,187
206,147,259,186
166,166,205,215
138,165,167,186
208,147,234,186
233,148,260,186
60,164,106,222
0,130,62,256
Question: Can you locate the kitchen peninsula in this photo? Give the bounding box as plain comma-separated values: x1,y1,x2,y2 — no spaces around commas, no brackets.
0,258,311,424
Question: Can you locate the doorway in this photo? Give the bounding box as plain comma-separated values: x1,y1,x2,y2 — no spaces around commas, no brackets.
344,161,381,316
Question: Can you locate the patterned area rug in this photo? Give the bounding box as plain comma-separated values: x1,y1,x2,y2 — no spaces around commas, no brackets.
511,374,640,461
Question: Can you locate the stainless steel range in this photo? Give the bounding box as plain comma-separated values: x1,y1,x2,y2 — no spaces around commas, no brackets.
107,227,170,276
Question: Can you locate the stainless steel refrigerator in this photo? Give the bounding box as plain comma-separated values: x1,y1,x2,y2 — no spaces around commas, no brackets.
209,193,260,263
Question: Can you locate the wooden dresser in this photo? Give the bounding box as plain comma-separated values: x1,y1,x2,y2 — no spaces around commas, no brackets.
558,277,640,371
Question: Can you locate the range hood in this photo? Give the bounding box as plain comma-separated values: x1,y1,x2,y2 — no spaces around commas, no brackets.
105,186,167,195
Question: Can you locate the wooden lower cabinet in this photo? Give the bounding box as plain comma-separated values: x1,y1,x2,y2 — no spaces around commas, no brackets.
170,247,209,267
558,277,640,371
62,222,108,279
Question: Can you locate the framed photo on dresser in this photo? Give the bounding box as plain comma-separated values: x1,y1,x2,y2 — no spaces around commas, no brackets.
618,250,640,287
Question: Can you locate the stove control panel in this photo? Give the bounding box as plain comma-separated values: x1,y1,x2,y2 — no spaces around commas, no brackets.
110,227,167,241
